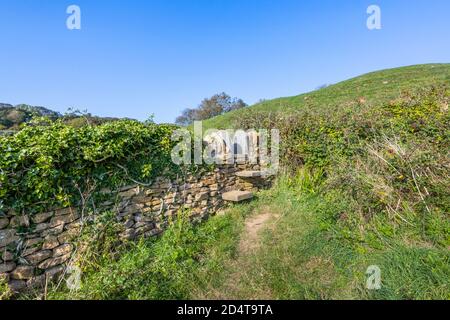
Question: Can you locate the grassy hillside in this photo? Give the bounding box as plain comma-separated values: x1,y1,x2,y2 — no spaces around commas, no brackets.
11,64,450,300
203,64,450,129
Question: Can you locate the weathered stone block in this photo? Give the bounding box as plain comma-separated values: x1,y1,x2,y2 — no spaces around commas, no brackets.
26,274,46,289
27,250,53,265
120,229,136,240
32,212,54,224
54,207,76,216
2,251,14,262
195,192,209,202
53,244,73,257
0,218,9,229
209,183,219,191
151,199,162,206
8,279,26,292
0,229,19,247
132,195,152,204
10,266,35,280
157,182,171,189
42,224,65,237
119,188,139,198
34,223,49,232
124,219,134,228
45,265,65,279
22,246,40,257
65,219,83,230
50,212,80,227
222,190,254,202
123,203,145,214
141,207,153,213
38,253,71,270
135,225,155,235
57,229,79,244
0,262,16,273
42,236,59,250
144,229,163,237
134,221,151,229
236,170,263,178
24,237,43,247
165,198,175,205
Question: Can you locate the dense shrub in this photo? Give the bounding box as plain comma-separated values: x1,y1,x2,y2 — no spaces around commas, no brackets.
0,119,185,215
235,86,450,248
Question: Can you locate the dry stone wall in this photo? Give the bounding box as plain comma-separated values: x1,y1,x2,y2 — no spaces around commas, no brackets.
0,161,271,293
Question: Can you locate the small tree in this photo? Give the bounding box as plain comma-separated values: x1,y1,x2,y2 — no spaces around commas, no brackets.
175,93,247,126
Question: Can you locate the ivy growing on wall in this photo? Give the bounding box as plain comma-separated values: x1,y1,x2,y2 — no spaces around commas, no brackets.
0,119,194,215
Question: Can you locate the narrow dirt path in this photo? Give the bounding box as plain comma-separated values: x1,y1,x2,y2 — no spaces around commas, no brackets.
198,209,278,300
238,212,273,255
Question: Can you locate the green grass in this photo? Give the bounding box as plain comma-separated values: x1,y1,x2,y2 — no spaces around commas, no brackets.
209,176,449,300
41,208,249,300
203,64,450,130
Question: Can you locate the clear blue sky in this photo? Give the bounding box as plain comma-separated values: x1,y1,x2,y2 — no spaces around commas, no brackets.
0,0,449,123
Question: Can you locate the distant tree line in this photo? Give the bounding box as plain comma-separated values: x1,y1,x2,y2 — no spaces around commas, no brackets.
0,104,61,131
0,104,120,131
175,93,247,126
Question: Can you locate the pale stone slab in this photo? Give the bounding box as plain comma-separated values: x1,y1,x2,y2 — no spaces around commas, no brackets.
236,171,263,178
222,191,254,202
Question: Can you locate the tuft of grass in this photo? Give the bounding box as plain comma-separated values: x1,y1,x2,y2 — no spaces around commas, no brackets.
0,276,12,300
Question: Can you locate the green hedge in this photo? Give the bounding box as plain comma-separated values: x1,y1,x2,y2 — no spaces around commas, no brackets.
0,119,185,215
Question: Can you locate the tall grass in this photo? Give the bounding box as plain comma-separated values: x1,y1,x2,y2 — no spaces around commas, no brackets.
41,207,249,300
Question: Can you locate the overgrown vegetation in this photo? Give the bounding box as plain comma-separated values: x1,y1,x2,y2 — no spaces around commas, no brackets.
235,86,450,249
0,119,185,215
0,275,12,300
40,208,247,300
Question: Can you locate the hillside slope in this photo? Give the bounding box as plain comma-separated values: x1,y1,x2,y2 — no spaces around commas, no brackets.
203,64,450,129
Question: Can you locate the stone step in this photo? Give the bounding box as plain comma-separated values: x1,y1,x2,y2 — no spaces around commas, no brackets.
235,170,264,178
222,190,254,202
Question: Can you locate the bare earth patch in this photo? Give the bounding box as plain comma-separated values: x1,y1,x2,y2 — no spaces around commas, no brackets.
238,212,273,255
